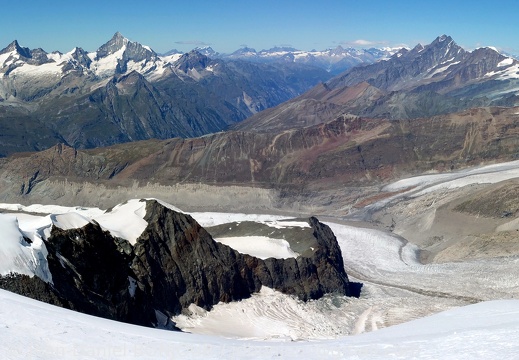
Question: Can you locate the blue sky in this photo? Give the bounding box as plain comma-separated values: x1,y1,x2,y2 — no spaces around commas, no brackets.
3,0,519,54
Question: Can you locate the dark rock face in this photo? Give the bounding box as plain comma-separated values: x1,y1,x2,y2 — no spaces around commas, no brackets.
132,201,351,317
44,221,155,326
0,200,351,328
0,273,66,307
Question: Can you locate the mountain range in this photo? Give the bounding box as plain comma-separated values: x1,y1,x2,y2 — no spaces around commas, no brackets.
1,34,518,159
191,44,401,74
0,32,334,156
236,35,519,132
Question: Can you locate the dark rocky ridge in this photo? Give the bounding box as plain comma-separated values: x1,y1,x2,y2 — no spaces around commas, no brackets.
134,201,350,316
0,200,351,328
44,221,154,326
0,274,66,307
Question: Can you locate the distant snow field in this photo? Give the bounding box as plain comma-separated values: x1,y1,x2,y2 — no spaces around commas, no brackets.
383,159,519,194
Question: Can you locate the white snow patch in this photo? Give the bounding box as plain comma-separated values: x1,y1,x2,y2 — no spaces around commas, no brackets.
174,286,352,340
0,214,52,283
0,215,37,277
93,199,148,245
90,46,126,78
476,45,499,53
261,220,310,229
486,63,519,79
0,203,105,218
126,59,157,75
427,61,460,77
383,159,519,194
160,53,183,64
215,236,299,259
10,62,62,77
498,58,514,67
189,212,289,227
50,212,90,230
0,51,19,68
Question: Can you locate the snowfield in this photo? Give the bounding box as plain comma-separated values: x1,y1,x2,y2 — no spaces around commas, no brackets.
1,289,519,359
93,199,148,244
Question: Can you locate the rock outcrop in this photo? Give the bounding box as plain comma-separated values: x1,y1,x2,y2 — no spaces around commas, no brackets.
132,201,350,317
0,200,351,328
44,221,155,326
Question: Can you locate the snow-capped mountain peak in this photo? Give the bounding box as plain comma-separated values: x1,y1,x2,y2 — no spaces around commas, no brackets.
88,32,161,77
193,46,219,58
437,34,450,42
229,47,258,57
0,40,32,58
95,31,129,59
174,50,210,69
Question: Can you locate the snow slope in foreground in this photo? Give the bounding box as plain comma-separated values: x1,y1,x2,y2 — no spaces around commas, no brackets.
1,289,519,359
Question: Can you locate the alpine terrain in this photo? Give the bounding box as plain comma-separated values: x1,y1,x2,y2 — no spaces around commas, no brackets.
2,33,519,359
0,32,333,156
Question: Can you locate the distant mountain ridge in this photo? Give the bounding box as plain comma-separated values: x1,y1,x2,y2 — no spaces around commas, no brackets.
0,32,333,156
192,44,402,74
236,35,519,132
2,106,519,214
2,33,519,166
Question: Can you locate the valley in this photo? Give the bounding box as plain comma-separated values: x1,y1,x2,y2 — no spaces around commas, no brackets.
2,158,519,342
3,156,519,359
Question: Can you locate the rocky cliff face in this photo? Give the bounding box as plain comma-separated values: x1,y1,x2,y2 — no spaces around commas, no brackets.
44,221,155,326
0,200,351,328
133,201,350,317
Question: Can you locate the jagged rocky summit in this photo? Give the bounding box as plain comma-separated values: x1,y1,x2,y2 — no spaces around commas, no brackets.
0,199,352,328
